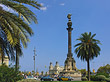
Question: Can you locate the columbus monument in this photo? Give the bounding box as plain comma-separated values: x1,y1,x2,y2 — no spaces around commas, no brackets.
59,14,81,77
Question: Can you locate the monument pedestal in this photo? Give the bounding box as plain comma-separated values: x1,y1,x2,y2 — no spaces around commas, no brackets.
60,71,81,78
59,55,81,78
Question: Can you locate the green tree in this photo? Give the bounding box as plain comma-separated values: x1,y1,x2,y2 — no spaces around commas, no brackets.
0,7,28,66
0,64,23,82
0,0,41,68
0,5,33,46
0,31,15,65
79,69,87,77
74,32,101,81
97,64,110,77
41,71,44,76
32,70,35,75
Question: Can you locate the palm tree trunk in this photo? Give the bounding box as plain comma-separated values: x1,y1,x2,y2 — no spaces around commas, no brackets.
15,2,21,71
15,48,19,71
1,49,4,65
87,58,90,81
1,54,4,65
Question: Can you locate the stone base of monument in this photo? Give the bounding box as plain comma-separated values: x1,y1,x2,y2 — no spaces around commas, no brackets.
59,70,81,78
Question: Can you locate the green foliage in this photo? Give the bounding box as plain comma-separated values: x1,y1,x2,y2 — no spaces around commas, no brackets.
32,70,35,76
74,32,101,81
18,80,106,82
90,75,96,81
81,77,88,81
0,65,23,82
97,64,110,76
0,32,15,62
105,78,110,82
41,71,44,76
45,72,48,76
17,79,39,82
96,72,109,78
0,0,41,64
95,75,106,81
79,69,87,77
74,32,101,61
90,73,109,81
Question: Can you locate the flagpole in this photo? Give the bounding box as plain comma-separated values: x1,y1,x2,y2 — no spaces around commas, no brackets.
33,47,37,72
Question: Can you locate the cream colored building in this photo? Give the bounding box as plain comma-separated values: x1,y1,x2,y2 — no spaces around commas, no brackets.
49,61,64,75
0,56,9,66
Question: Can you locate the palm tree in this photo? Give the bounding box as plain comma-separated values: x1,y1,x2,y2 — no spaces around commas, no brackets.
0,0,41,45
0,5,32,68
0,31,15,65
0,0,41,68
74,32,101,81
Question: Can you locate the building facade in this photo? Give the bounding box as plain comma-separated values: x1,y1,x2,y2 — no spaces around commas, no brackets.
49,61,64,76
0,56,9,66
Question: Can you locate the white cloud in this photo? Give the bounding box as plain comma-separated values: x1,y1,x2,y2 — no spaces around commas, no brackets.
40,7,47,11
40,3,44,6
40,3,47,11
60,3,65,6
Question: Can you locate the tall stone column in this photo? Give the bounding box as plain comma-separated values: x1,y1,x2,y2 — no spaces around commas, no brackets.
64,14,76,71
67,14,73,58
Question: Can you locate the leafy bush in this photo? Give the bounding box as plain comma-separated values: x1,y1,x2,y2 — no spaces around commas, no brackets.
90,75,96,81
97,64,110,75
96,75,106,81
17,79,40,82
81,77,88,81
105,78,110,82
0,64,23,82
96,72,109,78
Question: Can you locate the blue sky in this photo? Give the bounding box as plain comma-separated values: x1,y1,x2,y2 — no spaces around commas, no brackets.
7,0,110,73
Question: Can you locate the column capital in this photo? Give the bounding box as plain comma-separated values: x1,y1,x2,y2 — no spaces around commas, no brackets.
67,28,73,31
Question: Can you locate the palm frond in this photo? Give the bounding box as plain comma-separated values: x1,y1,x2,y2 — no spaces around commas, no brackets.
74,32,101,61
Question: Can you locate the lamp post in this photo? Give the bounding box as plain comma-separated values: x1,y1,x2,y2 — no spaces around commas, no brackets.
33,47,37,72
